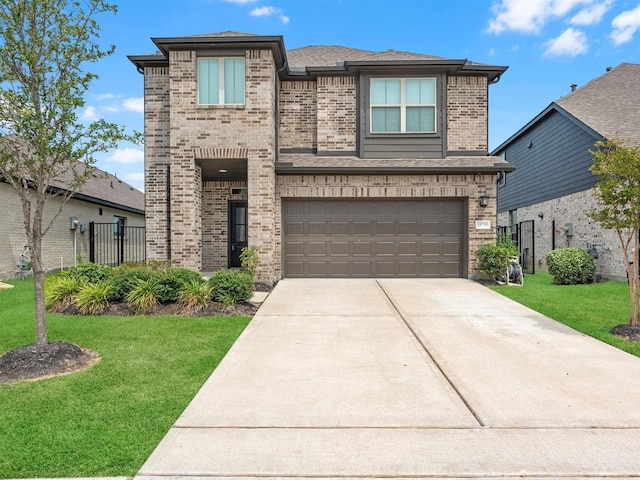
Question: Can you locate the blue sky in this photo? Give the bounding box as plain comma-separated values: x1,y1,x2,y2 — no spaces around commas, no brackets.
87,0,640,192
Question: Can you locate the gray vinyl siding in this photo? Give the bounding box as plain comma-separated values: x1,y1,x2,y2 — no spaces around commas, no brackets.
497,109,602,213
358,73,446,159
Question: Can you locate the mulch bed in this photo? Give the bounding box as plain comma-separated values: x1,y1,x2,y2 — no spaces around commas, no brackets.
610,324,640,342
0,341,101,384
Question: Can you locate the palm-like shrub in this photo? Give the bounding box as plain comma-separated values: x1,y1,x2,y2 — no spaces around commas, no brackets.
126,277,163,312
177,279,213,313
45,276,84,311
75,281,113,315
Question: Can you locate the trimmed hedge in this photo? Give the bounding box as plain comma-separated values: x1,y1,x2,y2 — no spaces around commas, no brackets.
546,248,596,285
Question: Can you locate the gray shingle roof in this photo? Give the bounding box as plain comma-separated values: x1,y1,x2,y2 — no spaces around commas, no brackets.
555,63,640,145
286,46,448,68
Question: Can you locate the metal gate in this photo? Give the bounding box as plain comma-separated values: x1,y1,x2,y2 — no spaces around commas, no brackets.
89,222,146,266
497,220,535,274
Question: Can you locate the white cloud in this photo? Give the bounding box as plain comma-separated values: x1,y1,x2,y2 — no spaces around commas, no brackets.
610,4,640,45
570,0,612,25
250,5,289,23
222,0,257,3
95,93,119,100
106,148,144,164
543,27,589,56
488,0,593,34
122,97,144,113
81,106,100,121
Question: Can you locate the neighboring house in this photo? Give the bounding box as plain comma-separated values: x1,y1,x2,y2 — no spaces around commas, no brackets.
129,31,512,283
0,167,145,280
493,63,640,281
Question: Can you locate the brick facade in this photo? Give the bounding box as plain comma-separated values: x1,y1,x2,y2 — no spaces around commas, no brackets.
317,77,357,153
447,76,488,152
279,81,317,150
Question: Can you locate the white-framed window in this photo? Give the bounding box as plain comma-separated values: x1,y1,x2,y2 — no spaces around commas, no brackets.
198,57,245,105
370,78,436,133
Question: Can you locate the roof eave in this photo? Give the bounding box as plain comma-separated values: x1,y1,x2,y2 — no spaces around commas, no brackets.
275,163,515,175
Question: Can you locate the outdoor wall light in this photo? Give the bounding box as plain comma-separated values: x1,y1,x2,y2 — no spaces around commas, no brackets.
479,195,489,208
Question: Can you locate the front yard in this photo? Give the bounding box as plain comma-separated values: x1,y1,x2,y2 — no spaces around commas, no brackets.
0,278,251,479
492,271,640,358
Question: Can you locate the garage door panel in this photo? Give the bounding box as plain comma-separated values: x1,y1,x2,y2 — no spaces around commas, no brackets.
283,200,464,278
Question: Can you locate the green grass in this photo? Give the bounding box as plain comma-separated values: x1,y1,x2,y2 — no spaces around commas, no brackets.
0,278,251,479
492,271,640,357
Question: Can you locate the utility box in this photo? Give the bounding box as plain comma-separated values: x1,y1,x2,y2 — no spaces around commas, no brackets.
70,216,79,230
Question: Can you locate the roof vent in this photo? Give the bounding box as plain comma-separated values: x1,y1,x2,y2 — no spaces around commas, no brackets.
570,83,577,92
606,66,612,72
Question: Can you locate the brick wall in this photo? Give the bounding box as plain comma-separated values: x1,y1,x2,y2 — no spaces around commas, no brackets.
144,66,171,262
279,81,317,150
447,76,488,152
275,173,496,279
317,76,357,153
497,189,626,280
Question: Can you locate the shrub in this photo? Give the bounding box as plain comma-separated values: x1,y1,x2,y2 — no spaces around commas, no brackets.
208,269,253,307
62,262,113,284
110,266,159,301
159,268,204,303
126,277,163,312
177,279,213,313
240,245,260,281
45,276,84,310
475,237,519,279
75,281,113,315
546,248,597,285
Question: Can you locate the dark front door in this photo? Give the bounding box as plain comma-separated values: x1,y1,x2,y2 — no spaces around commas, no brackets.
229,200,248,268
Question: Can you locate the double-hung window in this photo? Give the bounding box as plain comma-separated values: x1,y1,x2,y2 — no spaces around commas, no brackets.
370,78,436,133
198,57,245,105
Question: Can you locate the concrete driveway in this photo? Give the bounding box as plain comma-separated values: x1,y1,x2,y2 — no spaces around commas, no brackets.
136,279,640,479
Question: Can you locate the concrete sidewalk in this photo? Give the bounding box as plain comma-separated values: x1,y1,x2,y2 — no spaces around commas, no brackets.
136,279,640,479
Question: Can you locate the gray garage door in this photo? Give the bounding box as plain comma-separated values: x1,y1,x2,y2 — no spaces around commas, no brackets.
282,199,464,277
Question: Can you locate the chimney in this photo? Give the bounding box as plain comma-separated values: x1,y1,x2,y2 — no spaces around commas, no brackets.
570,83,577,92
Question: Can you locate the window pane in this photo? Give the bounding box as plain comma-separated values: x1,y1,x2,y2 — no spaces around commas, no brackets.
406,107,435,132
371,79,400,105
224,58,245,104
372,107,400,132
406,79,435,104
198,59,219,104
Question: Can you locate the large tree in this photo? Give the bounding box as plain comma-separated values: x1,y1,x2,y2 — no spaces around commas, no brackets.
588,137,640,327
0,0,137,346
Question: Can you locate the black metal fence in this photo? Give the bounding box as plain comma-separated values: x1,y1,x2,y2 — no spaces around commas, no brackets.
89,222,146,266
497,220,535,274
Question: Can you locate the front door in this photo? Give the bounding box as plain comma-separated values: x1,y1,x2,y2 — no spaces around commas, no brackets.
229,200,248,268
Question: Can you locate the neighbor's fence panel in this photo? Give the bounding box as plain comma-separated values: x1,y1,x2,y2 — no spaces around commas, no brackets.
497,220,535,274
89,222,146,266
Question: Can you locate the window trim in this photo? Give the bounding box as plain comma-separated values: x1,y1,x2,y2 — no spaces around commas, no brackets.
197,57,245,106
369,77,437,134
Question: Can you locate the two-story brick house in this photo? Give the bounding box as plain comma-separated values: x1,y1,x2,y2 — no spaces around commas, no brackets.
129,32,512,283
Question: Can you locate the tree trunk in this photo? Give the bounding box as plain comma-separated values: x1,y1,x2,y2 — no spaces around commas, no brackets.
633,229,640,327
31,234,48,346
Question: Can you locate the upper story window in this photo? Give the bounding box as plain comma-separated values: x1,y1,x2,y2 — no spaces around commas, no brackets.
198,57,245,105
370,78,436,133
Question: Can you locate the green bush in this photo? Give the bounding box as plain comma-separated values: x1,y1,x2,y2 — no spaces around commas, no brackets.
159,268,204,303
110,266,160,301
240,245,260,280
546,248,597,285
208,269,253,306
75,281,113,315
61,262,114,284
475,237,519,279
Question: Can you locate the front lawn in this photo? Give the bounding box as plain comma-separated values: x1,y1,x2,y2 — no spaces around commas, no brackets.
0,278,251,479
491,271,640,357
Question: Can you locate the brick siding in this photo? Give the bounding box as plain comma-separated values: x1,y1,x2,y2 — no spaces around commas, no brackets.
447,76,488,152
317,77,357,152
279,81,317,150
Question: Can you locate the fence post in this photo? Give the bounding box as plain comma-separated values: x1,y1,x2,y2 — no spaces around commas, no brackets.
89,222,95,263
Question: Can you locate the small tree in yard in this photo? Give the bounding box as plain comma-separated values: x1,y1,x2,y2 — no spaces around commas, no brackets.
588,137,640,328
0,0,137,348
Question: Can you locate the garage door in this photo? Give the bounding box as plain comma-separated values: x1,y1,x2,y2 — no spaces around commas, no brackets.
282,199,464,277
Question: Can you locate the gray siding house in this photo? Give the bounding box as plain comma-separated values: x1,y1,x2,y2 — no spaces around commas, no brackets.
493,63,640,280
129,31,512,283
